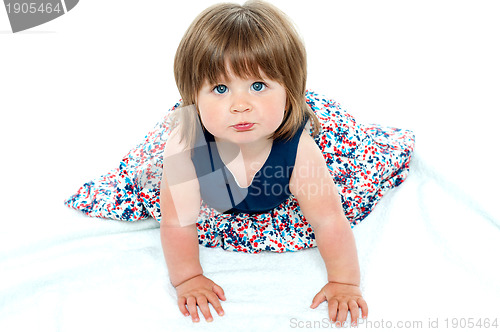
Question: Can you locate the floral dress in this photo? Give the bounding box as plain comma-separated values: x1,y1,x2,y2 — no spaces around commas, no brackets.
64,90,415,253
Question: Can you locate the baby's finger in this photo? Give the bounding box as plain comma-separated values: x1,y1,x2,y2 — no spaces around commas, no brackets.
177,296,190,317
357,297,369,319
336,302,349,327
310,291,326,309
212,284,226,301
196,296,213,322
327,299,338,322
186,296,200,323
206,292,225,317
348,299,360,326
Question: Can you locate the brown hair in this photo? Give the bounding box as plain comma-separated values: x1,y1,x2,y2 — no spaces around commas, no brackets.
173,0,319,145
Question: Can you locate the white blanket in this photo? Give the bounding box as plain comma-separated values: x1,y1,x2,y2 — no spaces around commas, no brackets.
1,1,499,331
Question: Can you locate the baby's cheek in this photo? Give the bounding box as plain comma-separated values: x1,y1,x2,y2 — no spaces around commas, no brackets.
198,109,217,129
200,115,225,138
270,108,286,129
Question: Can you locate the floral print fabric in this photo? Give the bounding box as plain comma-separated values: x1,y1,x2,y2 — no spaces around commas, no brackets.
64,90,415,253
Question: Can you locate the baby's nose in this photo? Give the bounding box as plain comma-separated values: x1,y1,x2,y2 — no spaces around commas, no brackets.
231,93,251,113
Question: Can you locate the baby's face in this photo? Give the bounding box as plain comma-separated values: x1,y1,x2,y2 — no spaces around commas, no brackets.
196,67,286,147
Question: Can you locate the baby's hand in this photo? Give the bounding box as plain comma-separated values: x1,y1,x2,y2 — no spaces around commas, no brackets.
310,282,368,327
175,274,226,323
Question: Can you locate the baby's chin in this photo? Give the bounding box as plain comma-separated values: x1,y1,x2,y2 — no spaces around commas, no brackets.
216,136,268,147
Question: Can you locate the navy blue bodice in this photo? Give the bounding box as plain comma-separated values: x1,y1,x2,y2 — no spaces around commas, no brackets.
191,120,307,214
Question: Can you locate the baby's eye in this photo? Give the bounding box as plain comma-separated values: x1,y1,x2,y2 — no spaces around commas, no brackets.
213,84,228,94
251,82,266,92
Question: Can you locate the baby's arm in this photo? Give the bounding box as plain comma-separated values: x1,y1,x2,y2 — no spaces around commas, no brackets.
159,128,225,322
290,131,368,326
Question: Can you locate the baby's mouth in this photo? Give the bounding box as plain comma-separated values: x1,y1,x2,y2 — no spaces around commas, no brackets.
232,123,254,131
